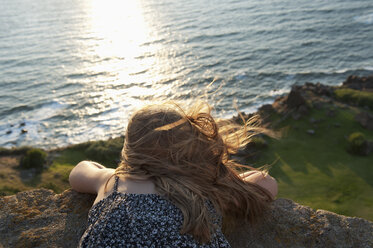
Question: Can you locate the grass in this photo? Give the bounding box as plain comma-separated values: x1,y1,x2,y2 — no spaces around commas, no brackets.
0,185,21,196
0,137,124,196
252,103,373,220
52,136,124,168
334,88,373,109
38,137,124,193
21,148,47,169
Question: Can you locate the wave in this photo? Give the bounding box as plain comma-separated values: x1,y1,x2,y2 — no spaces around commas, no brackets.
0,100,69,148
31,101,67,121
0,95,20,102
0,105,34,117
65,71,109,79
53,82,84,91
354,13,373,25
187,31,241,43
255,67,373,79
0,100,67,121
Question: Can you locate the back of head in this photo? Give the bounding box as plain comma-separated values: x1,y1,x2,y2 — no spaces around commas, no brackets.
121,103,225,179
116,102,273,244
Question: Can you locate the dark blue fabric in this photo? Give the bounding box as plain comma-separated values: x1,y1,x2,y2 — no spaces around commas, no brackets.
79,176,231,248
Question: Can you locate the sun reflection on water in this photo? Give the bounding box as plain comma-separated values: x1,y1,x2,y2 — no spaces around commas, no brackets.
88,0,149,59
84,0,165,112
71,0,191,143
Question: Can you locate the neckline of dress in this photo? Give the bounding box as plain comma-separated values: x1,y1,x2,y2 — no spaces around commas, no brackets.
91,190,164,210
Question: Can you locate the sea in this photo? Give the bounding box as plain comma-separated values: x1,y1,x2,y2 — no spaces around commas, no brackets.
0,0,372,149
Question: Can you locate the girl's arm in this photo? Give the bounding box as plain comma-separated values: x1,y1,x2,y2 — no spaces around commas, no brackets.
69,161,115,194
240,170,278,198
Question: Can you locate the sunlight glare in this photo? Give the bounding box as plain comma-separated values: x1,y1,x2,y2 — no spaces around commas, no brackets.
83,0,178,116
88,0,149,59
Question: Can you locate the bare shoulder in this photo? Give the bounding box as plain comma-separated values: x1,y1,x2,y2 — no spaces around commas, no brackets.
69,161,115,194
240,170,278,198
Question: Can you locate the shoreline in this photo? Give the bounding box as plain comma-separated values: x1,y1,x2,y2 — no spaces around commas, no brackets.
1,74,372,151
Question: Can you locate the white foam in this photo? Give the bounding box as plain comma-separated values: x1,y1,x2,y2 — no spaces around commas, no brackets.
268,88,289,97
0,100,69,148
31,101,67,121
354,13,373,25
335,68,351,74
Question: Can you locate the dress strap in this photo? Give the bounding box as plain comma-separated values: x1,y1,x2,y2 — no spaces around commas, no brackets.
113,175,119,192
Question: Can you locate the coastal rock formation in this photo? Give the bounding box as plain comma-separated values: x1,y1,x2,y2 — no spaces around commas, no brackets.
1,189,372,248
343,75,373,91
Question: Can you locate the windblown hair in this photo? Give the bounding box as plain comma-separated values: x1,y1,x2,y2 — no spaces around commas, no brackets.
114,102,273,243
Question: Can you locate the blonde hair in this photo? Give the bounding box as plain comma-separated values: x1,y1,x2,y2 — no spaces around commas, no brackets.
112,102,273,243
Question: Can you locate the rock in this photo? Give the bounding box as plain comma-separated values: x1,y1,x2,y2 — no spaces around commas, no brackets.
231,112,254,124
292,112,301,120
300,82,334,96
327,109,336,117
0,189,95,248
309,118,324,124
228,199,373,248
258,104,274,114
355,112,373,131
343,75,373,91
286,88,306,109
307,129,315,135
0,189,372,248
297,105,309,116
314,82,334,96
313,101,324,109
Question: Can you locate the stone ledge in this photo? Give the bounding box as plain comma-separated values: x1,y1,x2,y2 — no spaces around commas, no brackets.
0,189,372,248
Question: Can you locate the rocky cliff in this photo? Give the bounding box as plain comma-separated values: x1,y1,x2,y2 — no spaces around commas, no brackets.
0,189,372,248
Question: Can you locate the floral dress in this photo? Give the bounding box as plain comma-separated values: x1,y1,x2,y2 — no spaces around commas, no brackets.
79,176,231,248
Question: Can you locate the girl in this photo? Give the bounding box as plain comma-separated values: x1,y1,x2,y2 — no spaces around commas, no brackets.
69,102,277,247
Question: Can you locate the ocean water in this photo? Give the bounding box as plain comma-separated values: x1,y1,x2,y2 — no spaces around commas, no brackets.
0,0,372,149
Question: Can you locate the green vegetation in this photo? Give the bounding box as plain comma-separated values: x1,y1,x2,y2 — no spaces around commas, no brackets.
21,148,47,169
40,182,61,193
0,146,32,156
347,132,369,155
84,137,124,168
0,137,124,196
252,103,373,221
53,136,124,168
247,136,268,149
0,186,21,196
334,88,373,109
